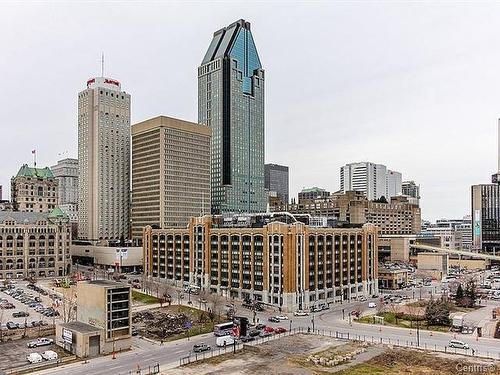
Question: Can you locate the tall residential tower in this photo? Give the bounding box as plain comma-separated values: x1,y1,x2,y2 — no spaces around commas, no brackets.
78,77,131,241
198,19,266,214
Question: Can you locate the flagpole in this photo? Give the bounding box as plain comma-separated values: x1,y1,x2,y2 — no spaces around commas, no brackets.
33,150,36,167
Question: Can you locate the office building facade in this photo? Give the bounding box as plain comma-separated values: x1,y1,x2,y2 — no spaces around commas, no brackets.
11,165,58,213
264,164,289,204
298,187,330,204
471,184,500,253
0,210,71,279
78,77,131,241
51,158,79,206
340,162,402,200
402,180,420,200
198,19,266,214
272,190,421,236
143,214,378,312
386,170,402,199
131,116,211,241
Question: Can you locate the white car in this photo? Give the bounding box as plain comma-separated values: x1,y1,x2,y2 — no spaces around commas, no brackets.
41,350,58,361
368,302,377,308
293,310,309,316
276,315,289,320
27,337,53,348
27,352,43,364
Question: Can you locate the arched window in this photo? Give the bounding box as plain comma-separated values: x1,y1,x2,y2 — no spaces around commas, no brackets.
16,235,23,248
6,235,13,248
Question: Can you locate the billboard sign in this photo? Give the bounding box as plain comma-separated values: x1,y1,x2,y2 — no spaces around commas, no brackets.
62,328,73,344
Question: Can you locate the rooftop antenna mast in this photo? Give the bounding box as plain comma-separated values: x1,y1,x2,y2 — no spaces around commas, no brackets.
101,53,105,77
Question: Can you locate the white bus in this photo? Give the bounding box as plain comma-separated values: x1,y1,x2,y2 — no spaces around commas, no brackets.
214,322,234,336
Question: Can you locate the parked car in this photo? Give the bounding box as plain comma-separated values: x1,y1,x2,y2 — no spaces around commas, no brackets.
268,316,280,323
13,311,29,318
240,335,255,343
27,353,43,364
27,337,54,348
131,328,139,336
255,324,266,330
368,302,377,308
259,331,272,338
248,329,261,337
263,326,275,333
193,343,211,353
276,315,289,320
6,322,17,329
274,327,287,334
293,310,309,316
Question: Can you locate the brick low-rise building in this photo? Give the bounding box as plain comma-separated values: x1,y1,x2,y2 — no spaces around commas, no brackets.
143,213,378,312
0,210,71,279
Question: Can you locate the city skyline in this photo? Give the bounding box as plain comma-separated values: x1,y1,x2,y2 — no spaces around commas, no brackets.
2,2,500,221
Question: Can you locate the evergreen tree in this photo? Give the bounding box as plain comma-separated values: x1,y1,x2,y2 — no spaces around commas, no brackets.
455,283,464,306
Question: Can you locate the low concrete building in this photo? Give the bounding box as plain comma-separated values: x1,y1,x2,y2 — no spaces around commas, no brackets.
417,252,448,280
71,243,142,272
55,280,131,358
378,266,408,289
56,321,103,358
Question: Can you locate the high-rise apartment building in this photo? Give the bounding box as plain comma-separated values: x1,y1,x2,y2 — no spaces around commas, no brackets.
131,116,211,242
340,162,388,200
264,164,289,204
386,170,402,199
471,184,500,253
198,19,266,214
78,77,131,241
11,165,58,213
143,214,378,311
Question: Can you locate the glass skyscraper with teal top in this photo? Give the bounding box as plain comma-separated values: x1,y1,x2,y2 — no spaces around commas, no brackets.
198,19,266,214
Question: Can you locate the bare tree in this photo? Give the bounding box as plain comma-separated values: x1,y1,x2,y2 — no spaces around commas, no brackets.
61,287,77,323
208,292,224,324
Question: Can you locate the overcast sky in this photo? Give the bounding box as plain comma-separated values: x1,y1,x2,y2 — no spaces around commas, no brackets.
0,1,498,221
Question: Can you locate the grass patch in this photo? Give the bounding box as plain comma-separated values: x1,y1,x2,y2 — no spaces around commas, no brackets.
358,312,449,332
132,290,160,304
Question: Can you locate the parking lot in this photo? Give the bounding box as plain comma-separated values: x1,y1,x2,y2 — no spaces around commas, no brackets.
0,334,69,370
0,281,63,330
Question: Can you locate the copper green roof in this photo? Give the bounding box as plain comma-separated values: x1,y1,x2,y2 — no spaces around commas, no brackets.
48,207,67,219
16,164,54,179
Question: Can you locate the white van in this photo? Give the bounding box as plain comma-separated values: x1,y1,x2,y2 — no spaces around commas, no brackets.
41,350,58,361
368,302,377,308
216,335,235,347
27,352,43,364
448,340,470,349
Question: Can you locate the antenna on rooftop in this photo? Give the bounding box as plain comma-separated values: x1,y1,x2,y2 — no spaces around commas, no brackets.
101,53,105,77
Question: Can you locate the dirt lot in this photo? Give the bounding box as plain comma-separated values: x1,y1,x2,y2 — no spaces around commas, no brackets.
133,305,214,341
165,334,500,375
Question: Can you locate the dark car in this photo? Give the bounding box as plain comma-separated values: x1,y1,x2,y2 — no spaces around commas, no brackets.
268,316,280,323
193,343,211,353
131,328,139,336
6,322,17,330
255,324,266,330
12,311,29,318
248,329,261,337
259,331,272,338
240,335,255,343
